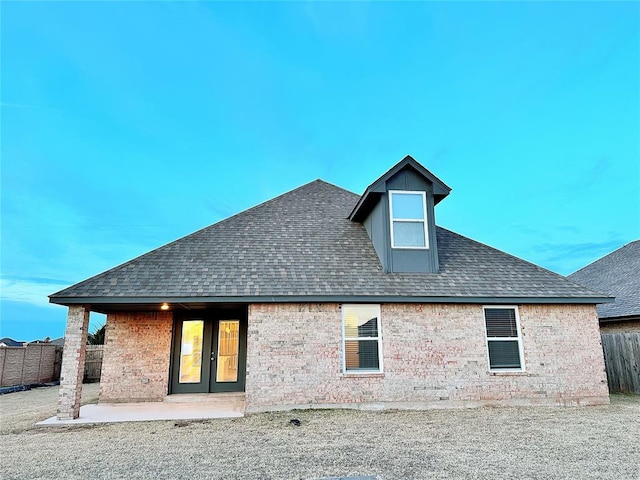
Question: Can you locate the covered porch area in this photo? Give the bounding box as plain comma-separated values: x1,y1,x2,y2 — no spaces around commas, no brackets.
55,302,249,421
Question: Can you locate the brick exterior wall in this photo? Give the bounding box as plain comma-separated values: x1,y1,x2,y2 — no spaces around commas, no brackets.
600,319,640,334
245,303,609,412
99,311,173,402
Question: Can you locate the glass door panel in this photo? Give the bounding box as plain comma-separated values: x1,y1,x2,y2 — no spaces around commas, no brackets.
170,312,246,395
216,320,239,382
179,320,204,383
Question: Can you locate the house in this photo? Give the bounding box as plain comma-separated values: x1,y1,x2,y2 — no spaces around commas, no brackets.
568,241,640,333
49,337,66,347
0,338,25,347
50,156,611,420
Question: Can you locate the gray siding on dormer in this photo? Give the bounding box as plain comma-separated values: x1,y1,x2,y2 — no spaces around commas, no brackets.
363,197,388,270
386,168,432,192
362,167,440,273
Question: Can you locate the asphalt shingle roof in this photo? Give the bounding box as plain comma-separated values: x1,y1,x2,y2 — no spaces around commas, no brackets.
50,179,606,304
568,240,640,319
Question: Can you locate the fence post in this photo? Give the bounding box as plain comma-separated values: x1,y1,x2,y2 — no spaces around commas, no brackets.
0,348,5,386
19,347,26,385
54,347,63,381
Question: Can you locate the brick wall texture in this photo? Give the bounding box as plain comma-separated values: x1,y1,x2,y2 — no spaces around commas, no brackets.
99,311,173,402
245,303,609,412
96,303,609,410
58,305,90,419
600,320,640,334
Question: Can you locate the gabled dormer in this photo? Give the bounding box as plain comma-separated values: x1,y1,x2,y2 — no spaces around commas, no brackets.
349,156,451,273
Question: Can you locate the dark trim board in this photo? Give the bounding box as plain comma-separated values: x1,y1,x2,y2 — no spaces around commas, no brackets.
599,315,640,324
51,294,614,312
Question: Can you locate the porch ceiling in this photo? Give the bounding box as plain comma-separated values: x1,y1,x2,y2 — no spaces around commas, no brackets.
87,302,247,315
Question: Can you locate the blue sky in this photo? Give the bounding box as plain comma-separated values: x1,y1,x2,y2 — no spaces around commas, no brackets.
1,2,638,341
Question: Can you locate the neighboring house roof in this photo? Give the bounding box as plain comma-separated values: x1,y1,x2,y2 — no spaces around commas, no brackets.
569,240,640,321
50,178,608,308
0,338,24,347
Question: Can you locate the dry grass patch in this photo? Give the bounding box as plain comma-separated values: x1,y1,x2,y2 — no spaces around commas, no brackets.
0,383,99,434
1,388,638,479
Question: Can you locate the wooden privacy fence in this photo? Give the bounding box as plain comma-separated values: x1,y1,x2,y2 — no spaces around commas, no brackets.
601,332,640,394
0,344,62,387
84,345,104,382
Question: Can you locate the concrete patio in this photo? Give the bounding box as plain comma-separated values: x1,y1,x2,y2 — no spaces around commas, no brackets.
37,392,245,425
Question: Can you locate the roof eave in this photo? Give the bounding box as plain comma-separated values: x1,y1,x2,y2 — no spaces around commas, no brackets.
49,294,614,307
598,314,640,323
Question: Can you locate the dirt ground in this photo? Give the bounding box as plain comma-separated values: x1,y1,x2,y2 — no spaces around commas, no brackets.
1,385,639,480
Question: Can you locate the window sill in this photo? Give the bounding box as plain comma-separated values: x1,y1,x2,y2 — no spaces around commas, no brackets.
488,370,527,376
341,372,385,379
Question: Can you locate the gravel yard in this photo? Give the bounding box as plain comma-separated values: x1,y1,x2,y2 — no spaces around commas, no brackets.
1,385,639,480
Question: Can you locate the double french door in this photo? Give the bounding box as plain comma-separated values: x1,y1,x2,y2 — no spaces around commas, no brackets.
170,312,247,394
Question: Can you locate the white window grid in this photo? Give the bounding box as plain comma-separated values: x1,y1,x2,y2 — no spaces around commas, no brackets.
388,190,429,249
341,304,384,374
483,305,525,373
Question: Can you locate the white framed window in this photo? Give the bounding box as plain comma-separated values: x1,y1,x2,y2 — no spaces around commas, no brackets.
342,304,383,374
389,190,429,249
483,306,525,372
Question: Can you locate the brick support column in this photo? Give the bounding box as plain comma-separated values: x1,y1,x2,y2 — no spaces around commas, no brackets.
57,305,90,420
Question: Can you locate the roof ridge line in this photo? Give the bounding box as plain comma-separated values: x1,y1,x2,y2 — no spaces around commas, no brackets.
568,239,640,277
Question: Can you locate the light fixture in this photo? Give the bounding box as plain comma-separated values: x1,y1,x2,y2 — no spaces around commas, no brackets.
160,303,170,310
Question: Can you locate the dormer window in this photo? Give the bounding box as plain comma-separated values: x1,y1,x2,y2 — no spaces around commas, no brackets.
389,190,429,249
349,156,449,272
